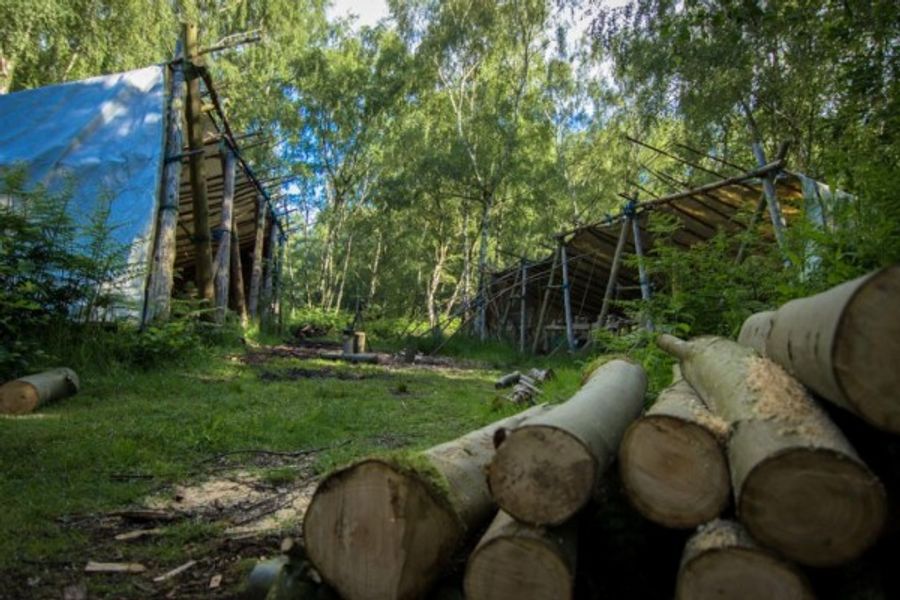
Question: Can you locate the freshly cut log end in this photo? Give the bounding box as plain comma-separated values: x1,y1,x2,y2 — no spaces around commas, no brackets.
304,459,462,600
464,512,575,600
676,519,813,600
489,425,597,526
734,424,887,566
0,367,80,415
620,416,729,529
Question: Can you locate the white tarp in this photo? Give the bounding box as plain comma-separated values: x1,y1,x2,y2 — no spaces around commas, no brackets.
0,65,166,317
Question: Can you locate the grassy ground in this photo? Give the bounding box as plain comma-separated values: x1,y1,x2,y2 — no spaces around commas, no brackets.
0,338,584,599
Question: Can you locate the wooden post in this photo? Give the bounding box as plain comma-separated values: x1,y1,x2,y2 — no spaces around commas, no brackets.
142,41,186,325
229,225,248,325
519,259,527,352
499,269,520,340
597,216,630,327
629,203,653,330
212,146,235,324
531,248,559,354
183,23,215,303
273,233,286,332
752,141,787,251
559,241,576,351
247,195,267,318
261,221,279,323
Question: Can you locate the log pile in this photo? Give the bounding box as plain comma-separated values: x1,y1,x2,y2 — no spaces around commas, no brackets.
301,359,646,600
495,367,555,405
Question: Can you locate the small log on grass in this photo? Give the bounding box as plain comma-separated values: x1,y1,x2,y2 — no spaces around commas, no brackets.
495,371,521,389
488,359,647,525
658,334,887,566
738,265,900,433
619,374,731,528
463,511,576,600
304,404,551,600
676,519,813,600
0,368,80,415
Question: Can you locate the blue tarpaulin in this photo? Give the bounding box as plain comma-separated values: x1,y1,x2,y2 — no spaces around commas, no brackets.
0,65,166,315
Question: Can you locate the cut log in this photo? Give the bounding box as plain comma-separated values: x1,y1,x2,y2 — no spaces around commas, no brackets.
463,511,576,600
736,310,774,353
0,368,80,415
488,359,647,525
738,266,900,433
658,334,887,566
304,404,551,600
495,371,521,389
619,376,731,528
525,368,554,382
676,519,813,600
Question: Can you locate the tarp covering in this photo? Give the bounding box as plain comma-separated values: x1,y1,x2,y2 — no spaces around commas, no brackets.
0,66,166,315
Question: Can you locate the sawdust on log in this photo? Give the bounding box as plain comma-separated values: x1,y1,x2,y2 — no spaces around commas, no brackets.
745,357,833,441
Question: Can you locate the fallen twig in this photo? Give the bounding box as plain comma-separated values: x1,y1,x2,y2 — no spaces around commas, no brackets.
85,561,146,574
153,559,197,582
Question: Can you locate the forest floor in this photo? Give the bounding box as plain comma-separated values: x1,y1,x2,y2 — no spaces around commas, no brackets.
0,337,583,599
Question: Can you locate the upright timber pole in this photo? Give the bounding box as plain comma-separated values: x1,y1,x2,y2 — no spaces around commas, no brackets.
212,145,236,324
519,259,528,353
628,200,653,331
559,240,576,351
143,40,186,325
261,223,279,325
229,223,248,325
597,214,630,327
742,102,789,258
247,195,267,318
183,23,215,303
531,248,559,354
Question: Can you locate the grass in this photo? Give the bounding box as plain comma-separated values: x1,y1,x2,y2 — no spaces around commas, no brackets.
0,337,584,597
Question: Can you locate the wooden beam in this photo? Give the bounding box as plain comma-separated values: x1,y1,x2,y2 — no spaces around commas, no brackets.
183,23,215,303
598,216,630,326
213,147,236,324
519,260,528,353
143,41,186,325
532,248,559,354
559,242,576,351
247,195,267,318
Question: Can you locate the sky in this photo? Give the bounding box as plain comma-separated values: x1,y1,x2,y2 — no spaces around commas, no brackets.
326,0,390,29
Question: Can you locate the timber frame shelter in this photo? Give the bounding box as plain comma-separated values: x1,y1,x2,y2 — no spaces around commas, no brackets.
479,137,837,353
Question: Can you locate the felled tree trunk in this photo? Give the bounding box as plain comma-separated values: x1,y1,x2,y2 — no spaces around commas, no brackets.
0,368,80,414
303,404,551,600
619,373,730,528
658,334,887,566
463,511,577,600
738,265,900,433
676,519,813,600
488,359,646,525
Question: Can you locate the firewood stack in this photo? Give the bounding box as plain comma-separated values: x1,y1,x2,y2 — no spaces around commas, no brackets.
264,265,897,599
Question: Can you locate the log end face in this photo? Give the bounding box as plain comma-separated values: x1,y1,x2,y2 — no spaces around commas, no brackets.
677,547,813,600
738,448,887,567
464,537,572,600
619,416,730,529
0,381,40,415
303,459,463,600
489,426,596,526
835,264,900,432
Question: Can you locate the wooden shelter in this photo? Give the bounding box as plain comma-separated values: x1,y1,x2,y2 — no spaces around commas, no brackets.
483,148,815,352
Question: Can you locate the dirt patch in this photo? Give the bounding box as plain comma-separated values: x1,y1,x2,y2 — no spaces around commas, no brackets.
257,367,388,382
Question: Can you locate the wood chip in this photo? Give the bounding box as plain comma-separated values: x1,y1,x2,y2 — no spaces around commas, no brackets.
115,528,164,542
209,574,222,589
153,560,197,583
85,561,147,574
62,583,87,600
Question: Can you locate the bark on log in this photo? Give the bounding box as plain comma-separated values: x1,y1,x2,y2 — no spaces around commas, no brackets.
658,334,887,566
619,376,731,528
213,148,235,324
0,368,80,414
738,266,900,433
676,519,813,600
304,404,552,600
463,511,577,600
495,371,521,389
488,359,647,525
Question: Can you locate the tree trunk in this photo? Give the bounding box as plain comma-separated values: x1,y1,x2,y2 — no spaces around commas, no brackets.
368,229,382,304
488,359,647,525
0,368,80,415
142,44,185,325
332,233,353,315
619,374,730,529
427,242,448,328
212,148,235,324
738,265,900,433
247,196,267,318
476,195,493,340
676,519,813,600
304,404,551,600
463,511,577,600
229,226,248,325
657,334,887,566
